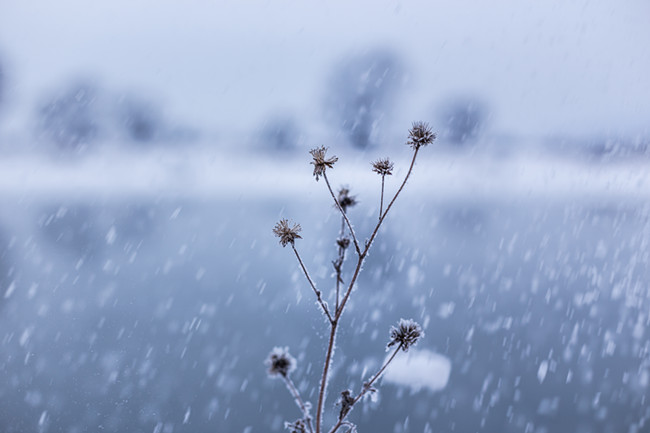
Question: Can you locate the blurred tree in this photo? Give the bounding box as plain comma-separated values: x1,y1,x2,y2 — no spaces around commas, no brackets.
324,50,404,149
0,56,5,115
257,115,301,151
37,83,102,150
0,58,4,107
37,81,181,150
437,97,488,145
114,95,163,144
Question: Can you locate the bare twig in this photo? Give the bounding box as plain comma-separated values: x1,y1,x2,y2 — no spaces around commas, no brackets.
379,148,419,223
379,175,385,218
333,215,348,312
336,148,420,322
292,244,334,323
316,322,338,432
323,173,361,256
283,375,315,433
328,345,402,433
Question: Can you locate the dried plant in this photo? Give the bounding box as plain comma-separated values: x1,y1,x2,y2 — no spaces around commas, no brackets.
268,122,435,433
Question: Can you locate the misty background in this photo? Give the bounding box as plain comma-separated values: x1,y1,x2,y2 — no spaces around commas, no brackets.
1,1,649,432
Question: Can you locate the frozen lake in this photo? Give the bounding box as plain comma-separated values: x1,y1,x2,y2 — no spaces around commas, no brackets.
1,147,648,432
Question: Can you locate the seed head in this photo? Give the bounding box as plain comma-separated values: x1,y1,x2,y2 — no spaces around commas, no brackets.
266,346,296,378
387,319,423,352
337,389,355,420
372,158,394,176
406,122,436,150
273,219,302,247
284,420,307,433
337,187,357,213
310,146,338,181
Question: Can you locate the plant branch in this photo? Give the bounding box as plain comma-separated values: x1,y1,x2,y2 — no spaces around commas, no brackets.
305,143,422,433
367,147,420,255
292,244,334,323
336,149,420,326
316,321,338,433
379,175,385,219
328,345,403,433
334,215,347,312
282,375,315,433
323,173,361,256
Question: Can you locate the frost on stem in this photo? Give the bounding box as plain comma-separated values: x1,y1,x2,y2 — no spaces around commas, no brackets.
266,347,297,378
310,146,338,181
406,121,436,150
387,319,423,352
371,158,394,176
274,219,302,247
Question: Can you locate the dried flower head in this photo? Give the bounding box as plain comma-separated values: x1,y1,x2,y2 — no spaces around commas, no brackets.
371,158,394,176
310,146,338,181
284,419,307,433
387,319,423,352
337,389,355,420
273,219,302,247
336,237,350,250
337,187,357,212
406,121,436,149
266,346,297,378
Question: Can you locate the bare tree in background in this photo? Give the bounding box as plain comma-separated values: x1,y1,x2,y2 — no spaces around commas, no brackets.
324,50,404,150
437,96,488,145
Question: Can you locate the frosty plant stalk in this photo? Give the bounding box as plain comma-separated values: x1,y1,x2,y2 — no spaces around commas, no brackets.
268,122,436,433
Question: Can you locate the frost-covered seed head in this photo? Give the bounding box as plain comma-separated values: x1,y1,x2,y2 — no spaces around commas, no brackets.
371,158,394,176
284,419,307,433
387,319,423,351
337,187,357,212
273,219,302,247
310,146,338,181
337,237,350,250
266,347,297,378
337,389,355,420
406,122,436,150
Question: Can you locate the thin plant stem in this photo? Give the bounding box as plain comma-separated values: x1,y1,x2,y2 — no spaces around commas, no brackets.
323,173,361,255
377,148,419,234
283,375,315,433
316,321,338,433
292,244,334,324
379,175,385,219
337,148,420,319
328,345,402,433
316,247,366,433
334,215,346,312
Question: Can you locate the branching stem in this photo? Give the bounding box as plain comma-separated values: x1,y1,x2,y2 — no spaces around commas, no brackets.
336,146,419,324
327,345,402,433
315,148,421,433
